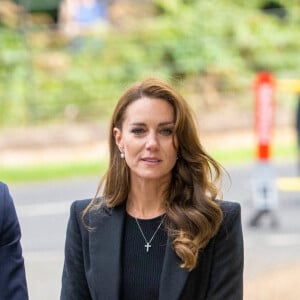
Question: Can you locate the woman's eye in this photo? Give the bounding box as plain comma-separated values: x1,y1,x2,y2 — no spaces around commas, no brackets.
160,128,173,136
131,128,145,135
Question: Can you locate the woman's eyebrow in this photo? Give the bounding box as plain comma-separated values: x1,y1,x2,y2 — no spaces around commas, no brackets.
129,121,174,126
158,121,175,126
129,122,146,126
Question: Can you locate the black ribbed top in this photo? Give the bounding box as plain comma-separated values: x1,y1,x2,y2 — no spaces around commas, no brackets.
121,213,168,300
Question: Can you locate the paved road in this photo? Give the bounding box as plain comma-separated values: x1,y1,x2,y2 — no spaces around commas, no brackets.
10,160,300,300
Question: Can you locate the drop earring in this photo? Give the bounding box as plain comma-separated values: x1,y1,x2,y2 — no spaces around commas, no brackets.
120,151,125,158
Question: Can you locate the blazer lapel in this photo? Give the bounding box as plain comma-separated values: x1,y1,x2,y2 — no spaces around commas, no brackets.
89,204,125,300
159,238,189,300
87,204,190,300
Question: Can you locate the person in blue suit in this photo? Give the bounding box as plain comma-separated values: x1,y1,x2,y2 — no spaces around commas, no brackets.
61,78,243,300
0,181,28,300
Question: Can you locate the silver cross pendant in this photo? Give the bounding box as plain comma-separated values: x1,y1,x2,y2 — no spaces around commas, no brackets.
145,243,151,252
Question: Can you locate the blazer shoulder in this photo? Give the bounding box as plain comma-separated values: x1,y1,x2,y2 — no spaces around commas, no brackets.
218,200,242,229
71,198,92,213
0,181,7,191
0,181,9,206
0,182,19,237
70,197,110,215
219,200,241,213
69,197,112,228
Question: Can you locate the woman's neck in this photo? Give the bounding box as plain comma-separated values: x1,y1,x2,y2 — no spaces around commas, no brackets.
126,178,168,219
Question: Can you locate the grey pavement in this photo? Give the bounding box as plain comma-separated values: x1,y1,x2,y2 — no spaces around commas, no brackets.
9,160,300,300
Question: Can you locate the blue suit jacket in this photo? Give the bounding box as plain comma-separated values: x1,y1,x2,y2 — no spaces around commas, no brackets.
61,200,243,300
0,182,28,300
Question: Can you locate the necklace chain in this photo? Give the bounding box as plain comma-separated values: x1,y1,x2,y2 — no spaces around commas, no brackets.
134,214,167,253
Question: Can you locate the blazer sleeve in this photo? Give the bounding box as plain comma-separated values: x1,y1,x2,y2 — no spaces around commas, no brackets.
61,200,92,300
0,182,28,300
206,202,244,300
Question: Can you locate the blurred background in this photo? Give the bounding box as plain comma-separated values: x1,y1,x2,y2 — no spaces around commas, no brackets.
0,0,300,299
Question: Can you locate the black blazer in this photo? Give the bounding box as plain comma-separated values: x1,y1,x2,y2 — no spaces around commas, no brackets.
61,200,243,300
0,182,28,300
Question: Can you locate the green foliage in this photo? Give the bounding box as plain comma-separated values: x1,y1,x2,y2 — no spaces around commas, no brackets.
0,159,107,183
152,0,300,75
11,0,60,11
0,28,30,124
0,0,299,126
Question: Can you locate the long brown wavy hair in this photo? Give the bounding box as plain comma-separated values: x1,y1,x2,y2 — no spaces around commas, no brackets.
83,77,223,270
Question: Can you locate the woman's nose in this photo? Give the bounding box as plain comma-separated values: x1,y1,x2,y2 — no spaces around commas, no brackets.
145,133,159,150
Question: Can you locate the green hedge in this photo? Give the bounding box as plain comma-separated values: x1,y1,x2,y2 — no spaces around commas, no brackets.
1,0,300,126
12,0,60,11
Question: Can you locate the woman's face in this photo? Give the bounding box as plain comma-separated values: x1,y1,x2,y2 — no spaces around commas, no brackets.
114,97,178,183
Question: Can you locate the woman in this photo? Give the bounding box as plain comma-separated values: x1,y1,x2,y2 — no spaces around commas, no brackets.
61,78,243,300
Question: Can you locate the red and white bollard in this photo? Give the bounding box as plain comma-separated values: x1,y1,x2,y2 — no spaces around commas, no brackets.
249,72,279,228
254,72,275,161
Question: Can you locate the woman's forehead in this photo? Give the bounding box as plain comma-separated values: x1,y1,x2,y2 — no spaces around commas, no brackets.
124,97,174,122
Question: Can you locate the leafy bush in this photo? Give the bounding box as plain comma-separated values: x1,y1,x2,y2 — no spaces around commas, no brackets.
0,0,299,126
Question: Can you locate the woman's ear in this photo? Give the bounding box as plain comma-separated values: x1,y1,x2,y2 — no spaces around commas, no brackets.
113,127,122,148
